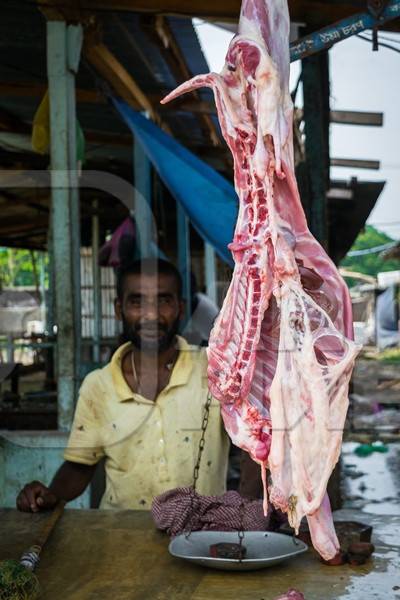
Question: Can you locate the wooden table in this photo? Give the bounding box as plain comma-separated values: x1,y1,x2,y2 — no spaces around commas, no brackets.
1,509,399,600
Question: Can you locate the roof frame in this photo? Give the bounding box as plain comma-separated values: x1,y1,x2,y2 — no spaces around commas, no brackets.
141,14,221,147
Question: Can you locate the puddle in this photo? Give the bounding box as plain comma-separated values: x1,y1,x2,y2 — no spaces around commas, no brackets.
363,502,400,516
331,443,400,598
342,442,400,515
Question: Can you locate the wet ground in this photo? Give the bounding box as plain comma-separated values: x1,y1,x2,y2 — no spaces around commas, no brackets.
336,356,400,599
350,359,400,441
342,442,400,517
329,509,400,600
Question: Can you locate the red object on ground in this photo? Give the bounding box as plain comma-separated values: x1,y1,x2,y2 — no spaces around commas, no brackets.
274,590,305,600
321,550,347,566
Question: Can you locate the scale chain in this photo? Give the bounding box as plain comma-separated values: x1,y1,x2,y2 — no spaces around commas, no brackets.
185,391,213,538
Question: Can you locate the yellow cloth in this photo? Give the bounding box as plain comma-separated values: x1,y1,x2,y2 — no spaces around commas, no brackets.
31,91,50,154
64,337,230,510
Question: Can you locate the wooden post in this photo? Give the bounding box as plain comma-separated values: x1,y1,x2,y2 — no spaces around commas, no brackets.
302,50,330,250
47,21,82,430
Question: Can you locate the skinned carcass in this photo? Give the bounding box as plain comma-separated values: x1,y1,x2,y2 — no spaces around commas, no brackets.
161,0,361,560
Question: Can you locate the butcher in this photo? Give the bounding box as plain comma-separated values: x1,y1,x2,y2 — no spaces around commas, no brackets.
16,259,231,511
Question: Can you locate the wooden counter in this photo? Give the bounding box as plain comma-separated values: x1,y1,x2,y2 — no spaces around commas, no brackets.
0,508,398,599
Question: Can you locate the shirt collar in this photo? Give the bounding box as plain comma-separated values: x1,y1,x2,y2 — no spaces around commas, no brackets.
111,336,195,403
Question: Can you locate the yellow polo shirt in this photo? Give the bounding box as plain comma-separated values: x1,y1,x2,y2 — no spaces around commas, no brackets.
64,337,230,509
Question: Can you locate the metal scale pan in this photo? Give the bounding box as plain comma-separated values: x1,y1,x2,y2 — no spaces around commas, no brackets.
169,530,308,571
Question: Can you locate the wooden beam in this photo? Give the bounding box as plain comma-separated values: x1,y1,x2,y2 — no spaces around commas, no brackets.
0,126,131,149
0,191,49,213
331,158,381,170
0,82,216,117
49,0,334,23
37,0,69,21
330,110,383,127
68,0,241,20
85,130,132,146
144,15,221,147
54,1,400,30
162,98,217,115
0,236,46,250
0,82,106,105
84,36,172,133
297,108,384,127
37,0,94,25
0,216,49,235
84,40,151,113
326,187,354,200
0,108,30,135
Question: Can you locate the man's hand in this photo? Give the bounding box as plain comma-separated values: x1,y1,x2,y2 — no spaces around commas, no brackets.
16,481,58,512
16,462,97,512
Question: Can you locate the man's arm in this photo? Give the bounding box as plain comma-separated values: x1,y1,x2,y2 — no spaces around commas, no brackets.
16,461,96,512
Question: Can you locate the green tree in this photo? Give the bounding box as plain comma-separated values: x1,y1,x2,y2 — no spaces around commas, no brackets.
340,225,400,283
0,248,48,290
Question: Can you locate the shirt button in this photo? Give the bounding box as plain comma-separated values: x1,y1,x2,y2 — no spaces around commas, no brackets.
160,457,166,465
159,438,164,446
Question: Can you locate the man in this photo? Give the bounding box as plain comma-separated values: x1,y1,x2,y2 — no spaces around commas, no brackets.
17,258,230,512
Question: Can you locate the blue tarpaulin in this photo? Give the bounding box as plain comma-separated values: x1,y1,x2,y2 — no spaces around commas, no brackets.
112,98,237,265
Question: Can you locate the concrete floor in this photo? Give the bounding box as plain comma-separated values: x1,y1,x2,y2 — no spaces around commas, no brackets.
333,442,400,599
328,509,400,600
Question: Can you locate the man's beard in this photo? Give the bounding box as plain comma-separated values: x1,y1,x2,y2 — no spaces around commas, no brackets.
121,315,180,352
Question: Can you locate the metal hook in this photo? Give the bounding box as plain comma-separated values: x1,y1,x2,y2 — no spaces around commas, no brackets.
367,0,391,51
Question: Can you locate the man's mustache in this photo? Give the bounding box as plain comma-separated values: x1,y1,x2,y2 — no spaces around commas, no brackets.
134,322,168,333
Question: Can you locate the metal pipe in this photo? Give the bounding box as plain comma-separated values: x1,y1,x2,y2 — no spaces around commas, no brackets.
204,242,217,306
92,199,101,364
45,223,54,336
134,137,152,258
177,205,191,323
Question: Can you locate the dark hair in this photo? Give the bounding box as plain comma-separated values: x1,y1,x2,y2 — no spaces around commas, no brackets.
116,258,183,300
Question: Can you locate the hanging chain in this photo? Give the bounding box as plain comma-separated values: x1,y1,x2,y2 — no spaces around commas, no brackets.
184,392,246,562
185,391,213,538
192,391,213,492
